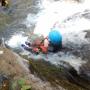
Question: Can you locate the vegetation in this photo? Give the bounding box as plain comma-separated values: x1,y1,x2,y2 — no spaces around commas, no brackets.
11,78,31,90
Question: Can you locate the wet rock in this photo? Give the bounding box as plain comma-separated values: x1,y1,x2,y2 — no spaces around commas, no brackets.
0,46,65,90
29,59,86,90
0,47,27,76
79,62,90,81
82,10,90,19
85,30,90,38
0,46,32,90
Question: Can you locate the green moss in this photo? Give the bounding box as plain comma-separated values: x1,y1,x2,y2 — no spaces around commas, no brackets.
21,85,31,90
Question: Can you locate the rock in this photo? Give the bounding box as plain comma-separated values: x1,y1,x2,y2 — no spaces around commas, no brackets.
0,46,66,90
0,47,27,76
28,59,86,90
79,61,90,81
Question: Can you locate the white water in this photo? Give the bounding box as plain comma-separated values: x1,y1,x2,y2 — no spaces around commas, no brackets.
7,0,90,71
7,0,90,48
26,52,86,72
7,34,28,48
25,0,90,71
34,0,90,37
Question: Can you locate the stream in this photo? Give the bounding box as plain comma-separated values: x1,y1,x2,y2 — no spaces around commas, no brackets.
0,0,90,89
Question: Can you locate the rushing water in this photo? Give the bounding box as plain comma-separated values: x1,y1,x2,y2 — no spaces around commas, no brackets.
23,0,90,72
1,0,90,80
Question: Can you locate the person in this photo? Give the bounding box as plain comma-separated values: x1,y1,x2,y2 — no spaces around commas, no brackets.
39,37,49,53
25,37,49,54
21,44,40,54
22,28,62,54
24,33,62,54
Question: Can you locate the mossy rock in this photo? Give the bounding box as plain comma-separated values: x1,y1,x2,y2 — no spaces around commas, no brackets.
21,85,31,90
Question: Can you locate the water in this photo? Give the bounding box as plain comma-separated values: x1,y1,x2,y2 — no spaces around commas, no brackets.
24,0,90,72
0,0,41,38
1,0,90,79
6,34,28,48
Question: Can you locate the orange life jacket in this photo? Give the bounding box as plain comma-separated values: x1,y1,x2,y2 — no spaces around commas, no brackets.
39,45,48,53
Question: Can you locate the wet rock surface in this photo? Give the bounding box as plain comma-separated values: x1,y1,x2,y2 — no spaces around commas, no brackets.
1,44,90,90
0,44,66,90
28,59,90,90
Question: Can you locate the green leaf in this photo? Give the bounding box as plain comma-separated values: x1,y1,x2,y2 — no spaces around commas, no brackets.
21,85,31,90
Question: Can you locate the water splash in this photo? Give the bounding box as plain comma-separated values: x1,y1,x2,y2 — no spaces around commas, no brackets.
34,0,90,37
46,52,86,72
20,50,86,72
23,0,90,71
6,34,28,48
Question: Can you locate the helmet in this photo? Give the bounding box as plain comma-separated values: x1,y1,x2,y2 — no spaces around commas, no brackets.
48,29,62,45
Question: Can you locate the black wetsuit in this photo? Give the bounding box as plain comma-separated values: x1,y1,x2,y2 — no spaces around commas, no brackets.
48,41,62,52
